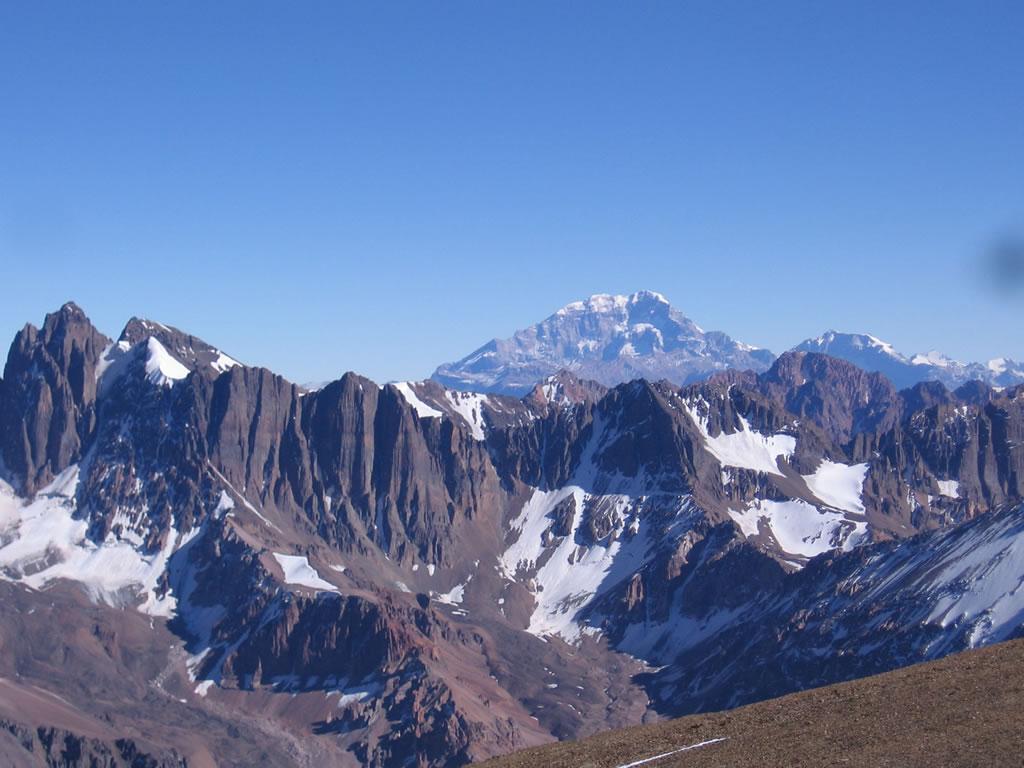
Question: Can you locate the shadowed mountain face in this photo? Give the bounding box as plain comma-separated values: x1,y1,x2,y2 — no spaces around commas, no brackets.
432,291,775,395
0,303,1023,767
0,302,110,495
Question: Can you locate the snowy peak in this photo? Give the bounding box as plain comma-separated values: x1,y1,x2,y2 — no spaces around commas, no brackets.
556,290,671,317
550,290,701,354
799,331,908,363
910,350,960,368
119,316,241,377
91,315,245,394
47,301,93,330
986,357,1024,380
433,291,773,395
795,331,1024,390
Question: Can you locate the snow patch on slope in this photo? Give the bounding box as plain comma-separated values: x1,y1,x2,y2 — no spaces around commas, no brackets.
920,512,1024,646
433,583,466,606
0,466,197,615
444,390,488,440
210,351,240,373
685,402,795,476
144,337,190,387
94,340,131,382
393,382,443,418
729,498,867,561
271,553,338,592
500,482,671,642
802,460,869,514
327,680,383,708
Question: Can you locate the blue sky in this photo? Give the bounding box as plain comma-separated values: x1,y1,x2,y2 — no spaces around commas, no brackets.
1,2,1022,383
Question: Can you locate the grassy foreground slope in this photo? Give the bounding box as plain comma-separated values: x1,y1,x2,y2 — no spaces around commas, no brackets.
479,638,1024,768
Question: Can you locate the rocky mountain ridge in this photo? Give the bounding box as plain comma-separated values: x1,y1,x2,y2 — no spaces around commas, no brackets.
0,301,1022,767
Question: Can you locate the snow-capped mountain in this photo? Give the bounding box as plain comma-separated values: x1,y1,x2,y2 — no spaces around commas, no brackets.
1,303,1024,767
435,297,1024,397
432,290,775,395
795,330,1024,390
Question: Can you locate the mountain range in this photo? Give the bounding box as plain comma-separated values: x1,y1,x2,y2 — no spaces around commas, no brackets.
795,330,1024,390
433,290,1024,394
0,301,1022,767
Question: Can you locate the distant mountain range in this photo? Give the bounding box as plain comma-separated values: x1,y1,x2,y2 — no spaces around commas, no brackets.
794,330,1024,390
432,292,1024,394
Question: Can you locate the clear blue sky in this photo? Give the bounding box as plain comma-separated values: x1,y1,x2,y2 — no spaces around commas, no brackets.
2,2,1022,383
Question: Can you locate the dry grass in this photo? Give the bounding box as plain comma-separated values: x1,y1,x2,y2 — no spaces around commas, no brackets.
479,638,1024,768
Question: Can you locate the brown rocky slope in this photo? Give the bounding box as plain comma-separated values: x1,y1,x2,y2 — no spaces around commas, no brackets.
480,637,1024,768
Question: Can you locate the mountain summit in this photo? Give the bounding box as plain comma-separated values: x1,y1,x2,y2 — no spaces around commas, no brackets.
432,290,775,394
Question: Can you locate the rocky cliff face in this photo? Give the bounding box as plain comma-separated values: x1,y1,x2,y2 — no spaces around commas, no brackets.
0,303,110,494
0,718,187,768
1,303,1023,767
